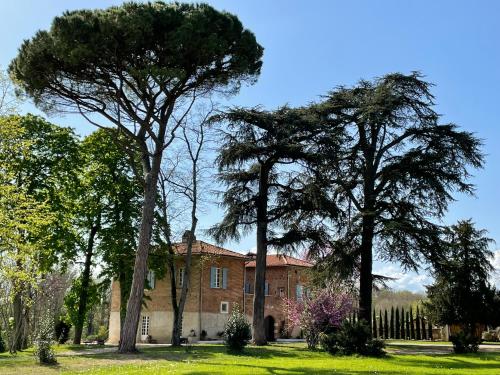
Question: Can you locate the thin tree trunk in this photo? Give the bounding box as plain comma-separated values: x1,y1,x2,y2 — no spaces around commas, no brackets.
252,164,269,345
119,151,162,353
74,221,100,344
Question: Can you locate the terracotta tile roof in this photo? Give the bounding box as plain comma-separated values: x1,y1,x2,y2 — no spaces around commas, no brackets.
173,240,248,259
245,254,313,268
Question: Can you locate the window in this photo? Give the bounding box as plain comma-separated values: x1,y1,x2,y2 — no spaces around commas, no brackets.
279,287,285,298
178,267,185,287
264,281,270,296
245,282,253,294
141,316,150,336
210,267,228,289
220,301,229,314
296,284,303,301
146,270,155,289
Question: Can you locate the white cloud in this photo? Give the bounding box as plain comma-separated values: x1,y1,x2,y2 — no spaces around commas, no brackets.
373,263,432,293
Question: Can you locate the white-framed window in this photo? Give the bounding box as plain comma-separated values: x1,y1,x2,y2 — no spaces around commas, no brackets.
146,270,155,289
264,281,270,296
178,267,185,287
141,315,150,336
220,301,229,314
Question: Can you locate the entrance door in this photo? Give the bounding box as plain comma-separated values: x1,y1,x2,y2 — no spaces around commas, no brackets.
264,315,275,341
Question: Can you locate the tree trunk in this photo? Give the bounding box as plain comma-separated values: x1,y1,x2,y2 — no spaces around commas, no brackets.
358,214,374,330
118,151,162,353
252,164,269,345
11,290,25,353
74,222,99,344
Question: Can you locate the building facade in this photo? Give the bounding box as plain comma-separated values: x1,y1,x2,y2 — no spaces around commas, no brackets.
107,239,312,344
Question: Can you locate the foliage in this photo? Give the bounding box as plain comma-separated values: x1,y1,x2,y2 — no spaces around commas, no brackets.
285,288,353,349
54,318,71,344
64,277,99,329
33,312,57,365
0,329,5,353
223,304,251,352
425,220,496,332
97,326,108,341
450,332,481,354
320,320,385,356
308,73,484,325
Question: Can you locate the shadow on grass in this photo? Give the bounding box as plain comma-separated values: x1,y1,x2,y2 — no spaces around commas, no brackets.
72,344,308,362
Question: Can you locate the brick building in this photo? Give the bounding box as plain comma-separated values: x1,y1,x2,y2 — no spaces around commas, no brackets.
108,238,312,344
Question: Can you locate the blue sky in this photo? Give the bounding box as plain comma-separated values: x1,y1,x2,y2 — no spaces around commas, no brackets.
1,0,499,291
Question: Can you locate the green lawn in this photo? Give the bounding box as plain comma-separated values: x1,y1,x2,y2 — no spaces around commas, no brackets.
1,343,499,374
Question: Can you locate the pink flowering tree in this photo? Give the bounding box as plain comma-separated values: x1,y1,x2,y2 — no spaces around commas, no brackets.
284,289,353,349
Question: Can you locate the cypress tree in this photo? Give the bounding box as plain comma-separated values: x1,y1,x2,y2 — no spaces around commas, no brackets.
390,307,395,339
406,312,411,340
416,306,421,340
378,310,384,338
384,310,389,339
421,317,427,340
401,307,406,339
395,307,401,339
428,321,433,340
410,306,415,340
372,309,377,338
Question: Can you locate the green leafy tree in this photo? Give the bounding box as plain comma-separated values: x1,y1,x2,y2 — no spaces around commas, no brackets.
425,220,496,336
309,73,483,328
210,107,332,345
69,129,141,344
10,2,263,353
0,115,78,352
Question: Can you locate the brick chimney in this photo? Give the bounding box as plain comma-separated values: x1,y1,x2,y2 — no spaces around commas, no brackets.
182,230,195,243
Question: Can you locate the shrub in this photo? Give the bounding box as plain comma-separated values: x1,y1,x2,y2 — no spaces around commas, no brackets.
97,326,108,341
450,332,480,353
33,313,57,365
320,320,386,357
285,288,353,349
482,330,498,342
54,319,71,344
223,304,251,352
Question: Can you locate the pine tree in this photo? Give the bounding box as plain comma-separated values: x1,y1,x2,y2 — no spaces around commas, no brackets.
416,306,421,340
384,310,389,339
410,306,415,340
390,307,395,339
378,310,384,338
401,307,406,339
372,309,378,338
395,307,401,339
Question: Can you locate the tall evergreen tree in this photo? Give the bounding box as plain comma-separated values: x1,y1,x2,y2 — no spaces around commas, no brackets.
416,306,422,340
410,306,415,340
384,309,389,339
421,316,427,340
308,73,483,328
378,309,384,338
372,309,377,338
210,107,331,344
395,307,401,339
406,311,411,340
401,307,406,339
428,321,433,340
390,307,395,339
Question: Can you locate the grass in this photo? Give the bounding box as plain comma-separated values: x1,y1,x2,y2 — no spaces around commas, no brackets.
1,342,499,374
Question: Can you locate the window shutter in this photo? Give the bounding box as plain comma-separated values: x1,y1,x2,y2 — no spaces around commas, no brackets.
210,267,216,288
265,282,269,296
222,268,228,289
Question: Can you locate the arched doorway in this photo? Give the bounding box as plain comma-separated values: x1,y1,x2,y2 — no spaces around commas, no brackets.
264,315,275,342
